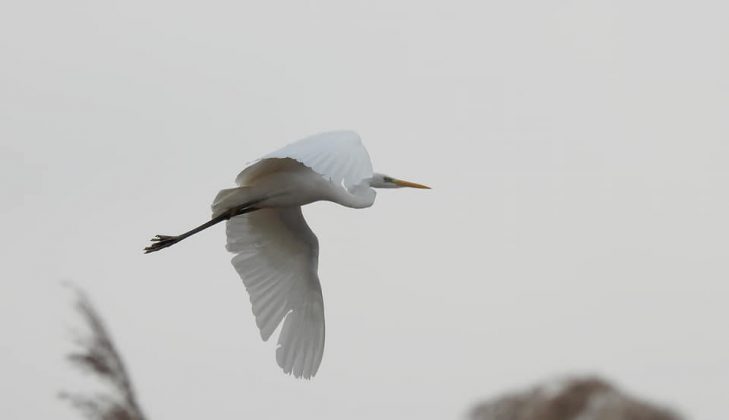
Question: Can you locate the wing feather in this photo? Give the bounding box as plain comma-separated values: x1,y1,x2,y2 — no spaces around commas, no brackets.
236,130,373,190
227,207,324,379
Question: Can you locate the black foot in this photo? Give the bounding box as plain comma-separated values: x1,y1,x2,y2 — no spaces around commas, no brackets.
144,235,180,254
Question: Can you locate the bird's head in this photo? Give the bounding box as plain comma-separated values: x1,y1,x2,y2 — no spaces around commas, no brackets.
369,173,431,189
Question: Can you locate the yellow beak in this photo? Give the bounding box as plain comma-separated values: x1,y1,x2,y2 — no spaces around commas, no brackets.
393,178,431,189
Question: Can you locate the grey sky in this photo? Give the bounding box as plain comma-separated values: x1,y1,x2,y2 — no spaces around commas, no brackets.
1,1,727,419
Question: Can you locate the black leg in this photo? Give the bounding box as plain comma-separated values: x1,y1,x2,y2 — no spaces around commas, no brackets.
144,204,260,254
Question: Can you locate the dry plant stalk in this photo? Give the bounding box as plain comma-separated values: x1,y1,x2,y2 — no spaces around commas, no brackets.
60,287,147,420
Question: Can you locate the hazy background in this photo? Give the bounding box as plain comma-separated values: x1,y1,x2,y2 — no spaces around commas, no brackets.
1,1,727,419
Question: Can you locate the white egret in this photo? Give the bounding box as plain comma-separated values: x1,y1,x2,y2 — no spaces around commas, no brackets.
144,130,429,378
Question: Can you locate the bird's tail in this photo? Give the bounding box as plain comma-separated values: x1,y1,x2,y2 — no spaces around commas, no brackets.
211,187,256,218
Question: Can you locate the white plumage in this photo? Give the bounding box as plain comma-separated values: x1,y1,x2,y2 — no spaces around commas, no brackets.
227,207,324,378
240,130,374,190
145,130,429,379
227,131,369,379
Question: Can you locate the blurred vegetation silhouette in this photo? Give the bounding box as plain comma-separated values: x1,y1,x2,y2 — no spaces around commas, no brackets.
58,287,685,420
469,376,683,420
60,286,147,420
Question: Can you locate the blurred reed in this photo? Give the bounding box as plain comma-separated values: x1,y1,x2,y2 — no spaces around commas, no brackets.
60,285,147,420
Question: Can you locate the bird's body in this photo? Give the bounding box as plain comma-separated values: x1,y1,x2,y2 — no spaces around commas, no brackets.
145,130,428,379
212,158,374,216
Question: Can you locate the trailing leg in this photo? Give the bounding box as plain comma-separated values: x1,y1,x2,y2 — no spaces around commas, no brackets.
144,202,262,254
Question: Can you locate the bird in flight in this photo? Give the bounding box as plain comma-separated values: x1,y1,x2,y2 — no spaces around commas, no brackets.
144,130,429,378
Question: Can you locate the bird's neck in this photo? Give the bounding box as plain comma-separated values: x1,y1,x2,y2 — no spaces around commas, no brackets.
330,182,376,209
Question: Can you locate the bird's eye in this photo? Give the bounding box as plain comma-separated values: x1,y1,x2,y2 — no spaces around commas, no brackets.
383,176,394,183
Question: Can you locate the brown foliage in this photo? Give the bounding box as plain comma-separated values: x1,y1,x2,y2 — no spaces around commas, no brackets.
470,376,683,420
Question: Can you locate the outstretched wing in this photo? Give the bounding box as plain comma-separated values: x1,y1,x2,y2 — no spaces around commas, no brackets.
226,207,325,379
236,130,373,190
